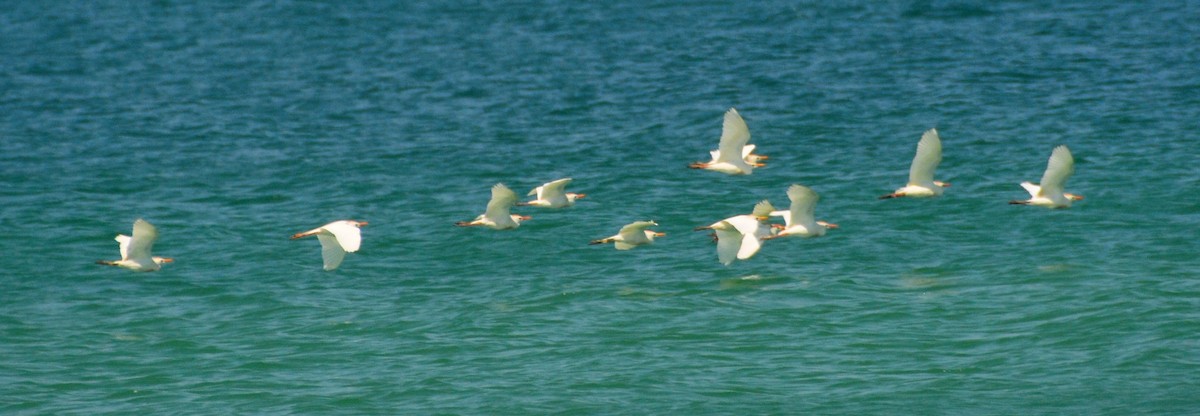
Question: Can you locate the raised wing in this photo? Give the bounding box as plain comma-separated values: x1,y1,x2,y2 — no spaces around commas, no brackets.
737,231,763,260
617,221,656,239
786,184,819,229
114,234,132,260
908,128,942,185
316,234,347,271
539,178,572,200
713,221,742,265
741,144,756,160
127,219,158,261
1039,145,1074,197
1020,181,1041,198
485,183,518,220
748,200,774,219
716,108,750,164
322,221,362,253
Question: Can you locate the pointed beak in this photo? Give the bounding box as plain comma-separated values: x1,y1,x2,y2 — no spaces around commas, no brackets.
357,221,369,227
934,181,951,188
160,257,175,263
1067,194,1084,201
818,221,839,229
752,154,768,160
519,215,533,221
574,193,586,199
654,232,666,237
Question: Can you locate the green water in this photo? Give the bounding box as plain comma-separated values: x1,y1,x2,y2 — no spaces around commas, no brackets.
1,1,1198,414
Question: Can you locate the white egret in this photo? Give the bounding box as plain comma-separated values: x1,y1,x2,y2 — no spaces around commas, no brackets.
291,220,368,271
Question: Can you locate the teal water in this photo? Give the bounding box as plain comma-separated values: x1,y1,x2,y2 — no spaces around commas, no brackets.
3,1,1199,414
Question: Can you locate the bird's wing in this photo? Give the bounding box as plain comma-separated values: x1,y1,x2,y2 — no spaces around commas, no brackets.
714,222,742,265
708,150,721,162
741,144,756,159
316,234,347,271
485,183,517,220
114,234,132,260
539,178,572,200
1020,181,1041,198
127,219,158,261
908,128,942,184
787,184,819,229
737,230,763,260
322,221,362,253
527,185,542,197
1039,145,1074,197
617,221,656,240
716,108,750,163
750,199,776,219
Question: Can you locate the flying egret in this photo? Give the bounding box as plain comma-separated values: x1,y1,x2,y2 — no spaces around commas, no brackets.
765,184,838,240
291,220,368,271
589,221,664,250
880,128,950,199
455,183,530,230
1010,145,1083,208
695,200,775,265
96,219,173,272
521,178,586,208
689,108,761,175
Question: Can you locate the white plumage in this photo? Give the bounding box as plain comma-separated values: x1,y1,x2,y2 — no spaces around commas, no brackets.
522,178,585,208
97,219,173,272
1011,145,1083,208
291,220,368,271
697,200,775,265
590,221,663,250
689,108,759,175
881,128,949,199
456,183,530,230
767,184,837,239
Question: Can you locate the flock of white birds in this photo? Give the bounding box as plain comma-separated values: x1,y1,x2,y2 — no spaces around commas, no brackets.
97,108,1082,272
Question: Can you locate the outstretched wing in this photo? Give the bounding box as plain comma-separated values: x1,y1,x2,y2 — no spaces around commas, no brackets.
485,183,518,220
617,221,656,239
538,178,572,201
787,184,819,229
714,222,742,266
322,221,363,253
750,199,776,219
716,108,750,164
127,219,158,261
114,234,132,260
1039,145,1074,197
908,128,942,185
316,234,347,271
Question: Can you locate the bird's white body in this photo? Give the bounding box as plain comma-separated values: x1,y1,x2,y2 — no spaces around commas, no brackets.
99,219,171,272
882,128,948,199
458,183,529,230
707,144,766,165
690,108,758,175
524,178,584,208
769,184,834,238
701,200,775,265
1013,145,1081,208
591,221,663,250
291,220,366,271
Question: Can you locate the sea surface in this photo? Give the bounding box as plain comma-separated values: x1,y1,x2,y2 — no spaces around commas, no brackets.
2,1,1198,414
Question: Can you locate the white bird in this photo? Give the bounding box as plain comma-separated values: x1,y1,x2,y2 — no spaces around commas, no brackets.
1010,145,1084,208
880,128,950,199
97,219,173,272
765,184,838,240
707,144,768,166
291,220,368,271
695,200,775,265
521,178,586,208
455,183,530,230
689,108,760,175
589,221,664,250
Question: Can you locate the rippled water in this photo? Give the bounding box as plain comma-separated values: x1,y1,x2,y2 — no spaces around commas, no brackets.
2,1,1198,414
